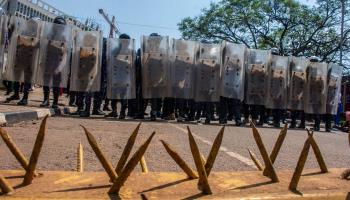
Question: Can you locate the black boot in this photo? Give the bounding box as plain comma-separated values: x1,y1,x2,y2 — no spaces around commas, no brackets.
5,93,20,103
40,92,50,107
105,111,118,118
17,98,28,105
51,88,60,109
92,109,105,116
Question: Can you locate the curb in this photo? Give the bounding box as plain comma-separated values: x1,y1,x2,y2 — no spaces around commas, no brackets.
0,108,55,125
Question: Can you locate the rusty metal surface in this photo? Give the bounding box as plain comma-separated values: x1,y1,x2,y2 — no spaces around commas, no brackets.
0,169,349,199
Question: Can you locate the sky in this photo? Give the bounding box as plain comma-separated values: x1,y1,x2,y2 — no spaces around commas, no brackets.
44,0,317,46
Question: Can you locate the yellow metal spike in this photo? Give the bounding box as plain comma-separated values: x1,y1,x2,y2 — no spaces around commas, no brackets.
262,123,288,176
306,129,328,173
140,156,148,173
161,140,198,179
247,149,263,171
251,123,279,182
22,115,48,186
0,127,37,176
187,126,212,195
0,175,13,194
289,137,311,191
115,123,141,175
200,153,206,166
205,126,225,176
81,126,118,182
109,132,156,194
77,143,84,173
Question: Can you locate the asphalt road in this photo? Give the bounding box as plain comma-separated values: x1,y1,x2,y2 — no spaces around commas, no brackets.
0,116,349,172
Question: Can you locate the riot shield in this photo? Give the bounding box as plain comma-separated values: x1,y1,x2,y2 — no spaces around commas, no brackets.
70,30,102,92
194,43,221,102
169,39,197,99
287,56,307,111
4,16,42,83
220,42,246,101
106,38,136,100
0,15,9,78
304,61,328,115
245,49,269,105
265,55,289,109
326,63,343,115
36,22,72,88
141,35,169,99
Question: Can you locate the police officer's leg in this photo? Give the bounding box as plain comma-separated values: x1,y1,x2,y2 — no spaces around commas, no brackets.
6,82,20,102
186,99,196,121
156,98,162,118
273,109,281,128
219,97,228,124
105,99,117,117
40,86,50,107
313,114,321,131
80,92,92,117
69,91,77,107
205,102,213,124
233,99,243,126
298,111,306,129
52,87,60,109
103,99,111,111
251,105,259,125
290,110,297,128
71,92,84,115
119,99,127,119
17,83,31,105
325,114,332,132
92,92,104,115
150,98,158,121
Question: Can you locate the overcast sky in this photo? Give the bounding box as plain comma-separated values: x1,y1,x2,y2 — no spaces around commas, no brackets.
44,0,317,45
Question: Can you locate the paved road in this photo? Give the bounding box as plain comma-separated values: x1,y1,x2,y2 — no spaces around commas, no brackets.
0,116,349,172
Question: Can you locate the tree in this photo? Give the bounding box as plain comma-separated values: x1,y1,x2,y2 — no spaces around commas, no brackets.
178,0,350,73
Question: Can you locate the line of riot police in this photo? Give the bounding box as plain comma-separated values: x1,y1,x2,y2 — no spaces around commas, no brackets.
0,15,343,132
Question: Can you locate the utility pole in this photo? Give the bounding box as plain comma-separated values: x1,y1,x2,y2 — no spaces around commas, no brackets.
341,0,346,111
98,9,120,38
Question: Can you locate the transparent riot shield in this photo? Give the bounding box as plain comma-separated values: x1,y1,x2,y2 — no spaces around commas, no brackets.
0,15,9,78
194,43,221,102
170,39,197,99
326,63,343,115
265,55,289,109
4,16,42,83
70,30,102,92
220,42,246,101
36,22,72,88
287,56,307,111
245,49,269,105
141,35,169,99
106,38,136,100
304,61,328,115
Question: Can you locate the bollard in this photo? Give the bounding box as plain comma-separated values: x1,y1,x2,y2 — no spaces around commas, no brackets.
205,127,225,176
306,129,328,173
187,127,212,195
248,149,263,171
109,132,156,194
23,115,48,186
262,124,288,176
161,140,198,179
251,123,279,182
0,175,13,194
81,126,118,182
0,127,38,176
140,156,148,173
115,123,141,175
289,137,311,191
77,143,84,173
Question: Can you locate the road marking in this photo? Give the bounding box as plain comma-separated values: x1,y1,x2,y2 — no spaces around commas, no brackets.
168,124,256,169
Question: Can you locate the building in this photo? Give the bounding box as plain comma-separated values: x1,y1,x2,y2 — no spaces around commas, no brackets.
0,0,99,31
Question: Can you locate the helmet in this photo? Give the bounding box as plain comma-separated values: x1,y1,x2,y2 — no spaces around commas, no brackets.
270,47,279,55
309,56,320,62
53,16,66,25
119,33,130,39
150,33,160,37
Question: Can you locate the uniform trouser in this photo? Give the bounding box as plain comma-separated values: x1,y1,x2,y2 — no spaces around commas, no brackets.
272,109,283,125
243,104,250,120
75,92,85,111
43,86,60,104
150,98,162,117
111,99,128,114
250,105,265,123
291,110,299,126
219,97,242,122
325,114,333,130
204,102,214,122
127,99,137,116
176,98,186,118
13,82,31,99
3,81,13,93
163,98,175,117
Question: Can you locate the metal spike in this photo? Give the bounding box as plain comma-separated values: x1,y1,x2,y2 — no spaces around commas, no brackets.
262,123,288,176
289,137,311,191
140,156,148,173
109,132,156,194
161,140,198,179
77,143,84,173
115,123,141,175
0,127,37,176
306,129,328,173
200,153,206,166
23,115,48,186
187,127,212,194
81,126,118,182
0,175,13,194
247,149,263,171
205,126,225,176
251,123,279,182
